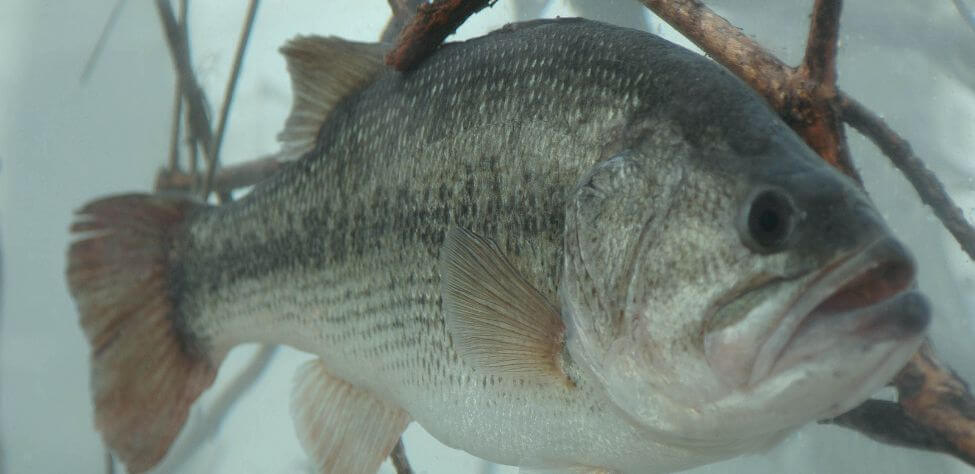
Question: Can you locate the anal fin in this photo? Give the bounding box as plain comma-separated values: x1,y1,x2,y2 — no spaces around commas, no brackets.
291,359,410,474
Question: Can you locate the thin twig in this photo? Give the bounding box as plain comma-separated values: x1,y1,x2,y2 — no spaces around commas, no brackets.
953,0,975,35
203,0,261,201
155,0,215,167
893,343,975,467
637,0,855,175
390,438,413,474
80,0,129,84
795,0,854,175
824,400,960,455
156,155,282,194
800,0,841,87
167,82,184,173
839,94,975,262
386,0,495,71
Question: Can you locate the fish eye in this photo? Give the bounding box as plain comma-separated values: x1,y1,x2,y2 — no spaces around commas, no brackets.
742,188,796,253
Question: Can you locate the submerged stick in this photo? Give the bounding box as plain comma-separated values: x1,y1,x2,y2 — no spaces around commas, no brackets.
390,438,414,474
203,0,261,201
386,0,495,71
156,155,282,194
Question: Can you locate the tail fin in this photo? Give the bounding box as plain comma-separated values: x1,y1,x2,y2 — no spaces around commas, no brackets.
66,194,219,473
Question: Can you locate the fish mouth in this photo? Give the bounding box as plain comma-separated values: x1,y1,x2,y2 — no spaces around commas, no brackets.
748,237,930,387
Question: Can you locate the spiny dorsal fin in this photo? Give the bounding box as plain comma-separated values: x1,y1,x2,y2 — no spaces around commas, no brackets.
440,227,570,385
277,36,388,161
291,359,410,474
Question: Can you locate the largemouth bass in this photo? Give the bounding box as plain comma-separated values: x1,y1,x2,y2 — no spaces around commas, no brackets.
66,18,929,473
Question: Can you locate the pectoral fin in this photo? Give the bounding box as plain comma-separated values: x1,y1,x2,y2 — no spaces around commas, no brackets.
440,227,569,385
291,359,410,474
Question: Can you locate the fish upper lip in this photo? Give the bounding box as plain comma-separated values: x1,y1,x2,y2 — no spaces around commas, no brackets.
747,237,921,387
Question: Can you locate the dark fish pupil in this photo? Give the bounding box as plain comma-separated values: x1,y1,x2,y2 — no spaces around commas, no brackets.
748,190,793,250
758,209,780,234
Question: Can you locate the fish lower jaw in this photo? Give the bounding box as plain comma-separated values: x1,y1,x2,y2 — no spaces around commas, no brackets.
747,237,924,387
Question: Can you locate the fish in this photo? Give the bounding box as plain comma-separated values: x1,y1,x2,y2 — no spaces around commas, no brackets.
66,18,930,474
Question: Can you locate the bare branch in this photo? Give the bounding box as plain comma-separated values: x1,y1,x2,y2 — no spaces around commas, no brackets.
386,0,495,71
800,0,841,87
155,0,215,168
390,438,413,474
638,0,856,176
637,0,795,110
167,83,183,173
203,0,261,201
80,0,129,84
156,155,282,194
893,343,975,467
839,94,975,262
824,399,965,457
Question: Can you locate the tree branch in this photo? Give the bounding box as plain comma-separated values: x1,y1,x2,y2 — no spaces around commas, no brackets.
203,0,260,201
824,399,965,458
390,438,413,474
637,0,856,176
894,343,975,466
156,155,281,194
839,94,975,261
386,0,495,71
155,0,214,159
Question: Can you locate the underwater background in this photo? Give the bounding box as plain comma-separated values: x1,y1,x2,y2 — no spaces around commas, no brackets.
1,1,974,472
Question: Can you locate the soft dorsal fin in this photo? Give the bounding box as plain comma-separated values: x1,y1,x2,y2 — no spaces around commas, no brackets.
277,36,388,161
440,227,570,385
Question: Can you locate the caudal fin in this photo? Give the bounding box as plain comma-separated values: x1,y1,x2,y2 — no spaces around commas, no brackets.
66,194,219,473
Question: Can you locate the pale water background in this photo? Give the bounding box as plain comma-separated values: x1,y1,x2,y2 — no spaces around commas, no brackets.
1,1,974,473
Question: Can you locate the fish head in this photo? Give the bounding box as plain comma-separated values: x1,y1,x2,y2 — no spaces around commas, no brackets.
561,124,929,446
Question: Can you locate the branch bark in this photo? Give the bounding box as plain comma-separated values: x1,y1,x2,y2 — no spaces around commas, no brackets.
390,439,414,474
386,0,495,71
